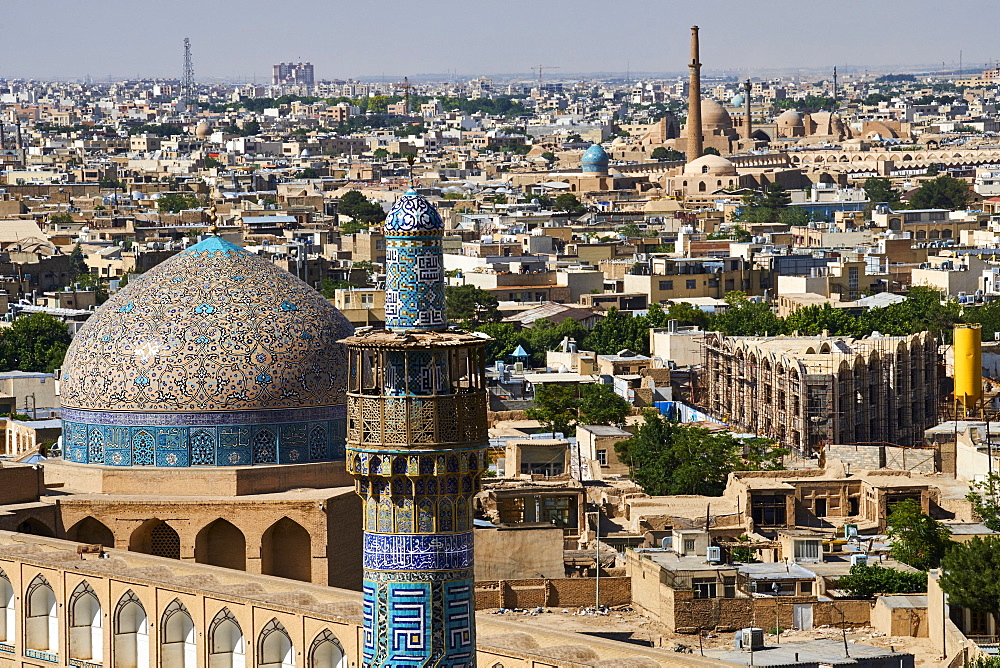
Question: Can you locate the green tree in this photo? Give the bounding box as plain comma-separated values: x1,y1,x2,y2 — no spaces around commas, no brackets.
295,168,320,179
204,156,223,169
737,183,792,223
541,151,556,163
340,220,370,235
68,243,89,282
863,176,901,206
886,499,952,571
553,193,585,215
712,292,782,336
731,535,759,563
0,313,72,373
474,322,528,363
528,383,630,437
835,563,927,598
741,437,788,471
373,148,389,161
939,536,1000,631
967,473,1000,532
651,147,685,161
662,302,712,330
526,384,580,437
157,193,200,213
617,224,643,238
908,174,971,210
702,147,721,156
49,212,74,225
614,411,743,496
577,383,631,428
445,284,500,326
582,307,649,355
783,303,862,337
338,191,385,225
319,278,356,298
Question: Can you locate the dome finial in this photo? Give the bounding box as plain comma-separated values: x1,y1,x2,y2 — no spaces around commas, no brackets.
207,203,218,234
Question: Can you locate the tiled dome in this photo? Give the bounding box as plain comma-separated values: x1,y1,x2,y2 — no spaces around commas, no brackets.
383,190,444,233
581,144,610,173
59,236,354,467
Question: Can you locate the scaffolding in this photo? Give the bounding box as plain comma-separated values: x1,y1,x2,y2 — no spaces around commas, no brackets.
697,332,939,457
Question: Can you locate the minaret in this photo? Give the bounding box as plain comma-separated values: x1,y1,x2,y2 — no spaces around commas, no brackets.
743,78,753,140
687,25,703,159
832,66,839,110
344,190,488,667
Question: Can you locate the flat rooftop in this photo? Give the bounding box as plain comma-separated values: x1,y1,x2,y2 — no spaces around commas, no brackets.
706,638,912,666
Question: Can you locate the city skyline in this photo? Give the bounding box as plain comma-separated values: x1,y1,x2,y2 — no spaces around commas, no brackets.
4,0,999,81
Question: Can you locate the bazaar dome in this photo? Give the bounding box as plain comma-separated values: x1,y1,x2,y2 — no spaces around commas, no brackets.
701,99,733,129
683,154,738,176
59,236,354,467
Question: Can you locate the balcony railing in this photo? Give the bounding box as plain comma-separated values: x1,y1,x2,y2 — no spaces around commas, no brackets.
24,648,58,663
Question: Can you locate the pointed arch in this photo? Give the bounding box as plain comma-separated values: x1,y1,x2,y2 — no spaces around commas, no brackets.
16,517,54,537
25,575,57,656
308,630,346,668
209,608,245,668
69,581,103,663
130,519,180,559
114,591,149,668
261,518,311,582
196,519,247,571
69,516,115,548
0,568,12,644
161,599,196,668
258,619,294,668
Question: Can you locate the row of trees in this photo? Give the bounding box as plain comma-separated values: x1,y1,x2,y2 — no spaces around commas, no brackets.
451,286,966,366
0,314,72,374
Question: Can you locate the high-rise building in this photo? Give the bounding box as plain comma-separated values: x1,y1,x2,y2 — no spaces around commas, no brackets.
344,191,488,666
272,62,314,86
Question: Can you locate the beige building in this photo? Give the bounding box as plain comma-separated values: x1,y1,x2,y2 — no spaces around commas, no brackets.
701,332,939,454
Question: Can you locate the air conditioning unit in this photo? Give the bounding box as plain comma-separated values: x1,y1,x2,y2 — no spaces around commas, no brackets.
850,553,868,567
706,546,722,563
514,362,524,373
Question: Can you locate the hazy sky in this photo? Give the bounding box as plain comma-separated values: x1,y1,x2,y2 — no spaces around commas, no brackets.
4,0,998,81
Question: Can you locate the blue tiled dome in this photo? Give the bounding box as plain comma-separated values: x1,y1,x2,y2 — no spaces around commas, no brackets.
59,236,354,467
383,190,444,234
581,144,610,173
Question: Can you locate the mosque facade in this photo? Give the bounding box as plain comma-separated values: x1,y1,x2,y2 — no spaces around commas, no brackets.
344,191,488,666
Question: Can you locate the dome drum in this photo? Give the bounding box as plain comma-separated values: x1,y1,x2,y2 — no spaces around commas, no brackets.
58,236,354,468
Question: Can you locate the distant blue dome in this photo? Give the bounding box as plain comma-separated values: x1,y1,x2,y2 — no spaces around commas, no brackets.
383,189,444,234
581,144,610,173
731,93,746,107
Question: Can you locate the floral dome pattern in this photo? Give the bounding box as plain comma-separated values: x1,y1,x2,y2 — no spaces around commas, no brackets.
59,236,354,467
383,190,444,233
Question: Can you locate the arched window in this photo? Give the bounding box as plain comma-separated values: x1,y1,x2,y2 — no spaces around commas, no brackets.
114,591,149,668
698,182,707,192
0,568,13,645
69,581,102,663
25,575,57,657
130,519,180,560
209,608,245,668
258,619,294,668
161,599,196,668
308,630,345,668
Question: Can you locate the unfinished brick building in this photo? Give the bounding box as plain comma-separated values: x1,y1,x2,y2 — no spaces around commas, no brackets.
700,332,939,454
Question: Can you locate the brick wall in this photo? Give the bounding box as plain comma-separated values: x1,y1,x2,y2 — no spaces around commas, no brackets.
826,444,936,474
473,577,631,610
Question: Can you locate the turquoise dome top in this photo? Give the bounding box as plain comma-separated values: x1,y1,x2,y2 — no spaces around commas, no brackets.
383,190,444,234
581,144,610,173
60,236,354,414
731,92,746,107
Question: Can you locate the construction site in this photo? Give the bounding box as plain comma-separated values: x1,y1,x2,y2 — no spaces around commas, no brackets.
699,331,940,455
